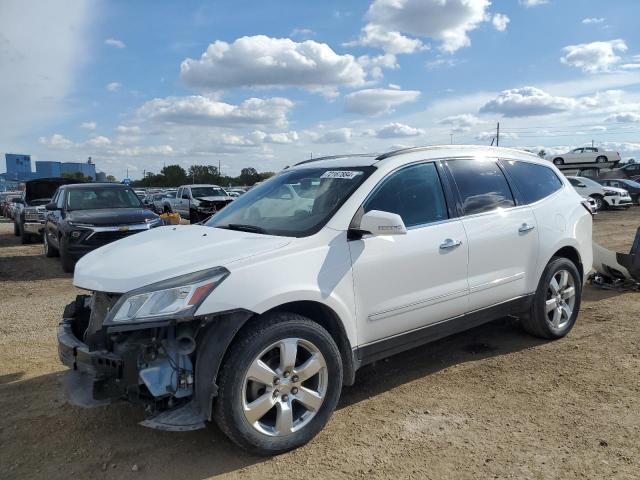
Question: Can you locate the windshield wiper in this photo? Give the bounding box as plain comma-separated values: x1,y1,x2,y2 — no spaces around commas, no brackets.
223,224,267,234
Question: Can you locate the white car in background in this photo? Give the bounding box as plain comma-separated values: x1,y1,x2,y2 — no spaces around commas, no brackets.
566,175,632,210
551,147,621,166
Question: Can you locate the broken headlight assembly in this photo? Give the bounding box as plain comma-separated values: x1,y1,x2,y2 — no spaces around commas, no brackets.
106,266,229,324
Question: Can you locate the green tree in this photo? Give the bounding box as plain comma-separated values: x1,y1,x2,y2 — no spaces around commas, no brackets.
188,165,219,184
62,171,93,182
239,167,259,185
106,175,117,182
160,165,188,187
537,149,547,159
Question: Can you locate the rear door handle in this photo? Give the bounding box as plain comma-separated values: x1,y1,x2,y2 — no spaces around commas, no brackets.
440,238,462,250
519,223,535,233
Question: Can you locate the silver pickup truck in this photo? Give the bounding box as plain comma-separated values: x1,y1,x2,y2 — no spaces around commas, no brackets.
168,184,234,223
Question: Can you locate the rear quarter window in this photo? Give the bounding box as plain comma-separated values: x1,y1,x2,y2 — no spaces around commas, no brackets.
501,160,563,204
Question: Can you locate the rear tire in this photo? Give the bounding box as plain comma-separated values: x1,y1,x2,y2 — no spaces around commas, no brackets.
553,158,564,166
213,312,343,455
521,257,581,339
595,156,607,163
13,221,20,236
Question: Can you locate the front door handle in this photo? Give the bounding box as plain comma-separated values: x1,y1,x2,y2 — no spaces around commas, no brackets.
519,223,535,233
440,238,462,250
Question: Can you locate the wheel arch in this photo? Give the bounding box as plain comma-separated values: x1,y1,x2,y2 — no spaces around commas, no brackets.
195,301,357,422
550,245,583,281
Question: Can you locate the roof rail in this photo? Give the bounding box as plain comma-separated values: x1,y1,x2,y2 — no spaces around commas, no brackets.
293,153,379,167
374,144,541,162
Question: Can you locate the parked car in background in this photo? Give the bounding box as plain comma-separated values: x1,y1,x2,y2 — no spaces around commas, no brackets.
1,192,22,218
598,178,640,205
551,147,621,166
134,189,147,200
15,178,82,243
43,183,162,272
601,162,640,180
566,175,632,210
58,146,592,455
170,184,234,222
151,190,176,213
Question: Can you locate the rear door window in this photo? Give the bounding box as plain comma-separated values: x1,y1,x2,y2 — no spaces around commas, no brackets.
501,160,563,204
446,159,515,216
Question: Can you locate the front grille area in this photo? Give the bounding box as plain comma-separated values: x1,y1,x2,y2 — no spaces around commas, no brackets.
83,230,140,246
199,200,232,211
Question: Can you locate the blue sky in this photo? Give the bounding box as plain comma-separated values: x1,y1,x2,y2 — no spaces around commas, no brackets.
2,0,640,179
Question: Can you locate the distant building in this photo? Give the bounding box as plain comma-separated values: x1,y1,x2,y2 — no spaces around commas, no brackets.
95,171,107,182
3,154,34,181
35,161,62,177
2,155,100,182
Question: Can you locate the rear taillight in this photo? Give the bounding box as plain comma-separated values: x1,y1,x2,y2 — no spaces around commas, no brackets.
581,199,595,215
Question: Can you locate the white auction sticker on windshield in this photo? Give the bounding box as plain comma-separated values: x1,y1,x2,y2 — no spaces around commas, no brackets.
320,170,362,179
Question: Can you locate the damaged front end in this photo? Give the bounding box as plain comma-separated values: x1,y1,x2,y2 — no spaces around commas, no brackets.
57,267,251,431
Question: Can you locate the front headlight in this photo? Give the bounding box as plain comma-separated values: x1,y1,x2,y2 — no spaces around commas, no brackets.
107,267,229,323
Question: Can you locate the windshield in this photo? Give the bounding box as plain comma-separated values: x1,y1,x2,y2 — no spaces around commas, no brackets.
206,166,374,237
192,187,227,198
624,180,640,188
67,187,143,210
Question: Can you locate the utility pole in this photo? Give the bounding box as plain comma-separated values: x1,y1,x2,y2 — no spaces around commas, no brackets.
496,122,500,147
592,139,594,148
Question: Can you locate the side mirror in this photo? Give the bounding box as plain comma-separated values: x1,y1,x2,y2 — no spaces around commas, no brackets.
45,202,58,211
356,210,407,236
576,183,586,188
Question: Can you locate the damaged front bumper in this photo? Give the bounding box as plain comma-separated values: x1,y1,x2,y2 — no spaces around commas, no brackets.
57,296,206,431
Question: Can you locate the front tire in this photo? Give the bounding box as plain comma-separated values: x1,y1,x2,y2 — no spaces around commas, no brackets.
521,257,581,339
43,232,59,257
590,194,604,211
59,237,75,273
20,224,32,244
214,313,343,455
13,221,20,236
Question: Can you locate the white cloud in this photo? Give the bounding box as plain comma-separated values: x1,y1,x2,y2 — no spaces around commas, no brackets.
115,125,141,134
480,87,577,117
289,28,315,39
138,95,294,128
345,24,425,55
439,113,482,132
313,128,353,144
491,14,510,32
0,0,92,145
605,112,640,123
561,39,628,73
374,123,424,138
180,35,366,94
345,88,421,115
38,134,74,149
251,130,299,144
80,121,96,130
105,37,126,49
519,0,548,7
106,82,122,92
365,0,491,53
86,135,112,147
582,18,605,24
621,63,640,70
475,131,518,141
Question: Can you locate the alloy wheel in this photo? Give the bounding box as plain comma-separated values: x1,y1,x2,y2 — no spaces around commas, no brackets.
242,338,328,437
545,269,576,330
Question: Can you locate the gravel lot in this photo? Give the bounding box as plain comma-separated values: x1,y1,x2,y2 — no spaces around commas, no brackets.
1,210,639,479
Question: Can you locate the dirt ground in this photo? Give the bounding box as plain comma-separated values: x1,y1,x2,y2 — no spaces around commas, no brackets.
1,209,639,480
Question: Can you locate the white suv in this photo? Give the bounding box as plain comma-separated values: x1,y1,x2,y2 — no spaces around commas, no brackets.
58,146,593,454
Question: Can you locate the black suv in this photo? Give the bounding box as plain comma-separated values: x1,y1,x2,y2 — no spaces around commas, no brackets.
43,183,162,272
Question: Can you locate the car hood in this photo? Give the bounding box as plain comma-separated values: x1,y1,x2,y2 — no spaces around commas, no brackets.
25,177,80,204
603,186,628,195
73,225,292,293
67,208,158,226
